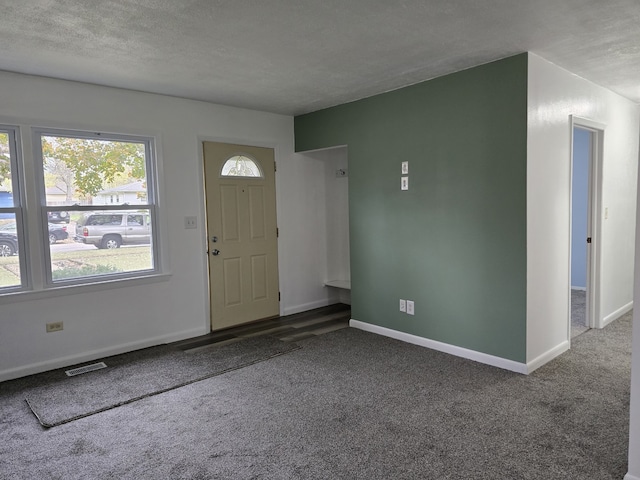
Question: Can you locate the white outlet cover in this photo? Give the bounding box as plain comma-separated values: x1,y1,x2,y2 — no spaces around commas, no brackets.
399,299,407,312
401,176,409,190
407,300,415,315
401,161,409,174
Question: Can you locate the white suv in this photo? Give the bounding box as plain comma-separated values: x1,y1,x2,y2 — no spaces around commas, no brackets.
74,211,151,249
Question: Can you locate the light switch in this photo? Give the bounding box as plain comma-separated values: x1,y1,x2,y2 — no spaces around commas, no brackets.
401,176,409,191
400,299,407,312
184,216,197,229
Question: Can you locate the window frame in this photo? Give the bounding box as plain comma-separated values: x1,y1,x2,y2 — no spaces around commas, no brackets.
32,127,161,287
0,125,29,293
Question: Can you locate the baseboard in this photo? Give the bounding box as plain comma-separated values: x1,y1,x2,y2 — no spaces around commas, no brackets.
624,473,640,480
0,326,208,382
526,340,570,373
282,298,336,316
602,301,633,328
349,319,528,374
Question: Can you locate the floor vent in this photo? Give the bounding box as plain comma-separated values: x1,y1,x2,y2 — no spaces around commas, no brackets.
65,362,107,377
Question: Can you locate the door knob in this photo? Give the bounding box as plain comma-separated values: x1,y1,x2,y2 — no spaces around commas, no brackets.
211,249,220,256
211,236,218,243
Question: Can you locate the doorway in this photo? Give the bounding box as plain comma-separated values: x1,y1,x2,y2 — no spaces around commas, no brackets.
571,127,591,337
203,141,280,331
569,118,604,339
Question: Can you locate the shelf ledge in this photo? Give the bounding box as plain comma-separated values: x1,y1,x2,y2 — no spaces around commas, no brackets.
324,280,351,290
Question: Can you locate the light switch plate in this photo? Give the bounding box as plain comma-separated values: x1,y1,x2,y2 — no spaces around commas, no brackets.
399,299,406,312
184,216,197,229
401,161,409,174
401,176,409,191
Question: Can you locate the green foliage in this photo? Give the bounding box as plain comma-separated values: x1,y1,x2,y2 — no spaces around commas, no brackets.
0,133,11,187
52,263,121,280
41,136,146,198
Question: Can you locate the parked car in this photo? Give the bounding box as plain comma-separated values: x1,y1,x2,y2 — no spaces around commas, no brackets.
47,211,70,223
74,211,151,249
47,223,68,244
0,221,68,245
0,231,18,256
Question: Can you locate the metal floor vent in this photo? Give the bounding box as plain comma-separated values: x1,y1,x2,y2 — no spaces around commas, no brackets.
65,362,107,377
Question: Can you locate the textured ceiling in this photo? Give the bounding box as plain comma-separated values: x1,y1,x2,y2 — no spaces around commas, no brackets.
1,0,639,115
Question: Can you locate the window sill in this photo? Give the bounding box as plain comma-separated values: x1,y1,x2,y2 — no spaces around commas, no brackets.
0,272,172,305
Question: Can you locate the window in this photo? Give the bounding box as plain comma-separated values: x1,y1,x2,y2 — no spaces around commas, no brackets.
220,155,263,178
0,126,26,292
35,129,159,284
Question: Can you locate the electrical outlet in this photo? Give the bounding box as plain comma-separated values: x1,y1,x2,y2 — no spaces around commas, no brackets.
401,161,409,174
46,322,64,333
184,216,197,229
406,300,415,315
401,176,409,191
399,299,406,312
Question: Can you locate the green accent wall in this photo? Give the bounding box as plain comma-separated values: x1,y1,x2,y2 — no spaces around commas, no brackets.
295,54,528,363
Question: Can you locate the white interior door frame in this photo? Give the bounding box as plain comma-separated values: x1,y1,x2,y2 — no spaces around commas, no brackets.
568,115,606,340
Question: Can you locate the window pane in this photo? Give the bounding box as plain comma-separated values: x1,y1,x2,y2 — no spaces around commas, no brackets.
220,155,262,178
0,129,23,290
50,209,154,281
0,214,21,288
41,136,148,206
0,132,15,211
37,130,158,285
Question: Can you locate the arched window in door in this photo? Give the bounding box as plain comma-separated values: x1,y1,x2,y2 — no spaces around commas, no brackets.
220,155,263,178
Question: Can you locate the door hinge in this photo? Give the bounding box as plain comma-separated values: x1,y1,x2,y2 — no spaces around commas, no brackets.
278,291,281,301
587,237,592,244
276,227,279,237
274,161,277,172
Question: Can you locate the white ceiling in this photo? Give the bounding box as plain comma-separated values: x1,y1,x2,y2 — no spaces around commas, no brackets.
1,0,639,115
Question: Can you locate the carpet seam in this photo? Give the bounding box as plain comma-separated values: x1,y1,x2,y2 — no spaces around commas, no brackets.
26,343,301,428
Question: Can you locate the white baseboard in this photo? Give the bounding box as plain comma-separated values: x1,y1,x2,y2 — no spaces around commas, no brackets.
526,340,570,373
349,319,528,374
282,298,336,316
0,326,208,382
602,301,633,328
624,473,640,480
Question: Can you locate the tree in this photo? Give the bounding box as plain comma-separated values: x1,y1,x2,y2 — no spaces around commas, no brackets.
44,157,75,202
41,136,146,200
0,133,11,189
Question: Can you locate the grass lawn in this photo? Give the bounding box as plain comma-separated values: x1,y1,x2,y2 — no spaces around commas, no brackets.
0,246,153,287
0,257,21,288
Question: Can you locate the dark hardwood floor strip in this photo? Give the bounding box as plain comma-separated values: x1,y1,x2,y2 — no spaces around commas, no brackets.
174,303,351,351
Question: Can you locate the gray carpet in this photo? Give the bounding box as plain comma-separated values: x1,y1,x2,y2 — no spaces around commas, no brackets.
23,336,300,427
0,312,632,479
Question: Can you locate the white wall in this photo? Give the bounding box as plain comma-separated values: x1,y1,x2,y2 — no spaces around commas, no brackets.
0,71,328,381
291,146,352,310
627,132,640,479
278,147,338,315
527,53,639,364
316,147,350,304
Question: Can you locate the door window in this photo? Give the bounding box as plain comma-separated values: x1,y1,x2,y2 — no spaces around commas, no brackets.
220,155,263,178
